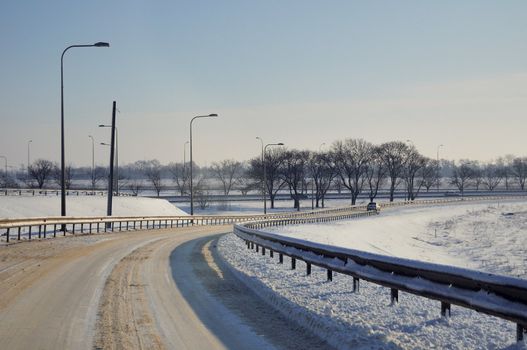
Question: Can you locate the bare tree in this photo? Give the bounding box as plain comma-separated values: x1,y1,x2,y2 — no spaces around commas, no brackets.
280,150,309,210
471,163,483,190
211,159,242,195
51,164,73,190
307,151,336,208
450,160,474,196
365,147,386,202
332,139,372,205
28,159,55,189
378,141,409,202
168,162,190,196
421,159,439,192
482,163,502,191
496,155,514,190
127,180,142,196
194,178,211,210
139,160,164,196
512,157,527,190
247,148,286,209
91,166,107,191
402,148,427,201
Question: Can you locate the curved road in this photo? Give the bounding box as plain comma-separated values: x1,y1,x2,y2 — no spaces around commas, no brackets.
0,225,328,350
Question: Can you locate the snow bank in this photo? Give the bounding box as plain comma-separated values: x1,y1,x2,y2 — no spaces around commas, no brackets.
218,233,524,349
0,196,187,219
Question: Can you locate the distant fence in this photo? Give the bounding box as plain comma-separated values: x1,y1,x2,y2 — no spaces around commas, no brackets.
233,197,527,343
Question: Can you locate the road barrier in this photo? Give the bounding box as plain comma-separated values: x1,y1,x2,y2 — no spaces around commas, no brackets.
233,197,527,343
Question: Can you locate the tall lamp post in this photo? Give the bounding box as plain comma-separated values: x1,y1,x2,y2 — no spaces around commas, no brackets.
189,114,218,215
256,137,264,211
183,140,190,195
263,142,284,215
27,140,32,178
60,41,109,220
88,135,95,191
99,125,118,194
436,144,444,193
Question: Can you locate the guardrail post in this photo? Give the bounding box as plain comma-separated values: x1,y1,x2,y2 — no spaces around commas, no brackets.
261,247,266,255
119,221,122,232
97,223,100,233
256,245,259,253
390,288,399,304
291,257,296,270
28,226,32,240
53,224,57,237
441,302,451,317
327,269,333,281
353,277,359,292
72,224,75,234
18,227,21,240
89,223,92,234
270,250,274,258
43,225,47,238
81,223,84,233
306,263,311,275
279,253,283,264
6,228,9,243
516,324,525,342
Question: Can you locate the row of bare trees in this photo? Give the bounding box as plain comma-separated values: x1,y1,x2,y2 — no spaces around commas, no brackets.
450,158,527,195
9,141,527,210
246,139,440,210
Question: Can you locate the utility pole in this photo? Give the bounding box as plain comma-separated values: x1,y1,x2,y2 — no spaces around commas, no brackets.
106,101,117,227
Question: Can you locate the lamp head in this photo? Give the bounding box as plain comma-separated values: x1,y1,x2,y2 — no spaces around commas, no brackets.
208,113,218,117
277,143,284,146
93,42,110,47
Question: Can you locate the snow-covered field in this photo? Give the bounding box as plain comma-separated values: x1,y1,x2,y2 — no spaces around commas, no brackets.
217,199,527,349
262,199,527,279
0,196,187,218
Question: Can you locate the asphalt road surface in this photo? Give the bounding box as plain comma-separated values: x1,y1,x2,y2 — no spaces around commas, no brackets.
0,226,329,350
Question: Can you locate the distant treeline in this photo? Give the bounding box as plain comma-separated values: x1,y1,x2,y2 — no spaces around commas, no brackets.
2,139,526,209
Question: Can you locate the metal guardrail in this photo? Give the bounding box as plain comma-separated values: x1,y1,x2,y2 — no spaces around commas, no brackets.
233,198,527,343
0,204,369,243
1,195,523,243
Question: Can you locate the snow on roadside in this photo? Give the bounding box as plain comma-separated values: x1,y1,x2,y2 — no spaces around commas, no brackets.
263,199,527,279
0,196,187,219
217,233,523,350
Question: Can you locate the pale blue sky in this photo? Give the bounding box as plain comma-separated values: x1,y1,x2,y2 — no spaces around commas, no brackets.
1,1,526,168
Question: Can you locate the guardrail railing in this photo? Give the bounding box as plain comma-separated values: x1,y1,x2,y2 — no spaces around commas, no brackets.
233,198,527,343
0,203,372,243
1,195,524,243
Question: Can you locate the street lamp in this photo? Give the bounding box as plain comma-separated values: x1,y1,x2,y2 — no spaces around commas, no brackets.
437,144,444,193
60,41,109,220
99,125,118,194
184,141,190,165
189,114,218,215
27,140,32,178
256,137,264,211
88,135,95,191
263,142,284,215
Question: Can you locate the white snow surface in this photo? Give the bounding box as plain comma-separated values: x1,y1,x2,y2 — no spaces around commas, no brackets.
264,199,527,279
0,196,187,219
217,199,527,349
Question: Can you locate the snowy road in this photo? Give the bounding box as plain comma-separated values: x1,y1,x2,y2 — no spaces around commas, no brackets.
0,226,324,349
